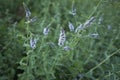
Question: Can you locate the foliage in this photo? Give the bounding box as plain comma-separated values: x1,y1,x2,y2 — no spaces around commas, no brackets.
0,0,120,80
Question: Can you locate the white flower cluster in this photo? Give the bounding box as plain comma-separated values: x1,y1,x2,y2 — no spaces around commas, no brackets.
23,2,37,24
68,22,75,31
23,2,31,20
23,2,99,51
88,33,99,38
70,7,76,16
58,29,66,46
75,24,84,33
84,17,95,27
43,27,50,35
63,46,70,51
69,2,76,16
68,17,95,33
30,38,38,49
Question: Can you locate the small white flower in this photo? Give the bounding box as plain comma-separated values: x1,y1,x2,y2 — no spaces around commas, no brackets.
98,16,103,24
30,16,37,22
23,2,37,24
43,27,49,35
58,29,66,46
23,2,31,20
75,24,83,33
68,22,74,31
107,25,112,30
71,7,76,16
63,46,70,51
88,33,99,38
25,16,37,24
69,3,76,16
89,17,95,23
84,17,95,27
30,38,37,49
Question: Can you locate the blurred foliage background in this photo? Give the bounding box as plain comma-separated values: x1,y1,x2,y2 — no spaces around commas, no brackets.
0,0,120,80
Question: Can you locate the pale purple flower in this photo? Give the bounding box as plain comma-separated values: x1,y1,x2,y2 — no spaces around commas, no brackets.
88,33,99,38
71,7,76,16
69,3,76,16
23,2,37,24
30,16,37,22
25,16,37,24
58,29,66,46
30,38,37,49
43,27,49,35
63,46,70,51
84,17,95,27
75,24,84,33
23,2,31,20
68,22,74,31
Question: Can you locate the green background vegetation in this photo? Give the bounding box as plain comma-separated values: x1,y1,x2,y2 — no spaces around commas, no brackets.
0,0,120,80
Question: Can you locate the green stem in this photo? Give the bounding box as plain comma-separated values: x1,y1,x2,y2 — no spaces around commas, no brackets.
87,48,120,73
88,0,103,18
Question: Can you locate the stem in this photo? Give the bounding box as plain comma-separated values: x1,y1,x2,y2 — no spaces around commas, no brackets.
87,48,120,73
88,0,103,18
